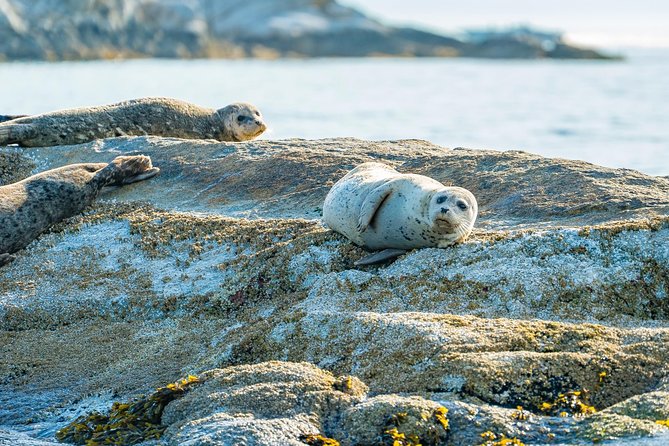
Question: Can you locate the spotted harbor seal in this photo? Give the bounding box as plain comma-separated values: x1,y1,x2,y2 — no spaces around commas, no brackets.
323,162,478,265
0,97,266,147
0,156,159,266
0,114,27,123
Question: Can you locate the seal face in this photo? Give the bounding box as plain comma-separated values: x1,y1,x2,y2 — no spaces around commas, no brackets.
0,156,159,266
323,162,478,252
218,103,267,142
0,98,267,147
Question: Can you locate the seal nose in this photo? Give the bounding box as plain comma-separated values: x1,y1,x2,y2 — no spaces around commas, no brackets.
441,207,450,214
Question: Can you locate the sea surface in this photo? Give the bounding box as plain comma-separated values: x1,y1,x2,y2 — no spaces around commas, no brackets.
0,48,667,175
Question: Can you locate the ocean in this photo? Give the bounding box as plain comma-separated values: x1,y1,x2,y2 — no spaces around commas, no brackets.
1,48,667,175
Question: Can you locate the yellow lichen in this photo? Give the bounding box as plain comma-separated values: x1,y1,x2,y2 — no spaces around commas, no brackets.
478,431,526,446
380,407,449,446
300,433,341,446
539,390,596,418
433,406,449,430
55,374,200,445
384,427,422,446
510,406,531,421
656,419,669,427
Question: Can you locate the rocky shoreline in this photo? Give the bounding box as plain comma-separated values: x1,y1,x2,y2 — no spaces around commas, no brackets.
1,137,669,445
0,0,615,61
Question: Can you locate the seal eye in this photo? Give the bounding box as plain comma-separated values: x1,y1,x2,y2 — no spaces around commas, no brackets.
457,200,468,210
237,115,247,123
436,196,447,204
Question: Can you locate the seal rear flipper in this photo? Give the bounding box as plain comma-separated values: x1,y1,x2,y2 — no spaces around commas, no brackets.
0,253,16,267
354,248,407,266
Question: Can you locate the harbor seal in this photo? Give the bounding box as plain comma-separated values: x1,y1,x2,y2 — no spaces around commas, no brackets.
323,162,478,265
0,114,27,123
0,155,159,266
0,97,266,147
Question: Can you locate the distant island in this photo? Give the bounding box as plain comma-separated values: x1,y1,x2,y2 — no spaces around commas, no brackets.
0,0,617,61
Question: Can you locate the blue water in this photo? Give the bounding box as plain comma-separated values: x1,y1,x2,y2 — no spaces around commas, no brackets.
0,49,668,175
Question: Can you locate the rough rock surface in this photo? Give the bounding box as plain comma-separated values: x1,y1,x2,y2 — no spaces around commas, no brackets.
1,137,669,445
0,0,612,61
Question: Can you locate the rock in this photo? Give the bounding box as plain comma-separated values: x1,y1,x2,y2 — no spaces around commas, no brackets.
1,137,668,445
0,0,613,61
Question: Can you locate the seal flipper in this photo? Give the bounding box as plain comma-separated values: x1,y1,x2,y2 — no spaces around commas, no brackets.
0,253,16,267
122,167,160,185
354,248,407,266
357,182,394,232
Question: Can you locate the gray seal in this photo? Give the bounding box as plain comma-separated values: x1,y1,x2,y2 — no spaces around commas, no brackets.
323,162,478,265
0,98,266,147
0,156,159,266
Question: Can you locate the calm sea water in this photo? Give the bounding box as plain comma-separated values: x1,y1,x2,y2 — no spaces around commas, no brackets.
1,49,667,175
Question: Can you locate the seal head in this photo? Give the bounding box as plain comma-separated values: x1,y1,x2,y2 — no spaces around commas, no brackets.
425,186,478,247
217,102,267,142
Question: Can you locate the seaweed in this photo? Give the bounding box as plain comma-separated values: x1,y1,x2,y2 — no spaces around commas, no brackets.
55,374,200,445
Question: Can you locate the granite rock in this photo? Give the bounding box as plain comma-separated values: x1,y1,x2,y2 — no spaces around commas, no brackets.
1,137,668,445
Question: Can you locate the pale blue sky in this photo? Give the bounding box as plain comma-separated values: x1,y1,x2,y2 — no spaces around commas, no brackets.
341,0,669,48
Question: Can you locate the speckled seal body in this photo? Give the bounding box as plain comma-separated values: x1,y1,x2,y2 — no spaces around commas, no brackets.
0,98,266,147
0,156,159,266
323,162,478,250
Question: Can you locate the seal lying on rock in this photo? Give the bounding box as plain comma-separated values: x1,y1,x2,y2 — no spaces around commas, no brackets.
0,156,159,266
323,162,478,265
0,98,266,147
0,115,27,123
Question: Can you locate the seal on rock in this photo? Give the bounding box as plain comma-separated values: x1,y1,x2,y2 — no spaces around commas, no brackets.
323,162,478,265
0,156,159,266
0,114,27,123
0,97,267,147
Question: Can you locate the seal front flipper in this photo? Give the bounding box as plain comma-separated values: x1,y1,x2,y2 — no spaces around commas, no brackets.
94,155,160,187
357,182,394,232
0,253,16,267
354,248,407,266
122,167,160,184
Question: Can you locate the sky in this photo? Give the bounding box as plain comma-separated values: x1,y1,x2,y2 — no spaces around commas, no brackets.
341,0,669,49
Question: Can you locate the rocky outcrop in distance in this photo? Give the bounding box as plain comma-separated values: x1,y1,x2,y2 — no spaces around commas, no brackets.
1,137,668,445
0,0,615,61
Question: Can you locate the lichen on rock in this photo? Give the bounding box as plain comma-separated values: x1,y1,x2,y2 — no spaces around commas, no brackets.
1,137,669,445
